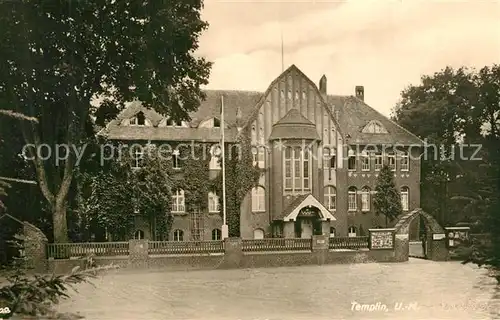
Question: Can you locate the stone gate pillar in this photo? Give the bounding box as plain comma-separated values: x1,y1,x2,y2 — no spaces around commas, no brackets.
23,222,48,273
427,232,449,261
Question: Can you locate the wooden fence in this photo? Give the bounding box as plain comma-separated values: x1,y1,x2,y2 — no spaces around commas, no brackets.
242,238,311,252
148,240,224,255
47,242,129,259
329,236,369,250
47,236,372,259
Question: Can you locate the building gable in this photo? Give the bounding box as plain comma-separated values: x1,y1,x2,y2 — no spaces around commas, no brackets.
243,64,344,147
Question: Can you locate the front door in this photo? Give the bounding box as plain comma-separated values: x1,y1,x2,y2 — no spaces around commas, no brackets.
301,220,313,239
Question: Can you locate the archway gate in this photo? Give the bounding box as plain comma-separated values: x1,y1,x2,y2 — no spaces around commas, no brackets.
393,208,449,261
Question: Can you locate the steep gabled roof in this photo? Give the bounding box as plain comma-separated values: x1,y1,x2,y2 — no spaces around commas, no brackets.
99,90,261,141
243,64,345,140
327,96,423,146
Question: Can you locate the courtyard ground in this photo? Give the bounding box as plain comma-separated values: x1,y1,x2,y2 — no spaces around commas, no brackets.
58,259,499,320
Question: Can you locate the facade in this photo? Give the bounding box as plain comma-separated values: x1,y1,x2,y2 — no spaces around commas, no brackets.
101,65,423,241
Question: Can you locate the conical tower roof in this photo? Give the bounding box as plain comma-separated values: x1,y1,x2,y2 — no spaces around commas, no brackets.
269,108,320,141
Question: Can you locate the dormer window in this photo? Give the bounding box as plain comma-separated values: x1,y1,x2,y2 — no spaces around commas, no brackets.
137,112,145,126
213,118,220,127
128,111,150,126
166,118,183,127
362,120,388,134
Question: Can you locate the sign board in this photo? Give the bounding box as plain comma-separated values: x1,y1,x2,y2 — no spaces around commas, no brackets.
433,233,445,240
395,234,409,240
370,231,394,249
316,239,325,244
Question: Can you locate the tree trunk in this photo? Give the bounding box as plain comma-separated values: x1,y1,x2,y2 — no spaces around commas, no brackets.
52,202,69,243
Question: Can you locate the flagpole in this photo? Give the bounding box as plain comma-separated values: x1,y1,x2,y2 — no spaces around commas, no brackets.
221,95,229,239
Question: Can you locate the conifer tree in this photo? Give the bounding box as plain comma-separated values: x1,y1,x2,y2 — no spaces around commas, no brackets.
373,164,403,227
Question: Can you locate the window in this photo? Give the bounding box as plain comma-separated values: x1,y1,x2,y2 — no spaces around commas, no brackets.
137,112,145,126
252,186,265,212
348,149,356,171
361,152,370,171
132,147,143,169
362,120,388,134
401,152,409,171
129,112,146,126
166,118,182,127
284,146,311,192
323,147,336,170
172,189,185,212
374,152,383,171
190,209,203,240
208,191,220,213
253,228,264,239
213,118,221,127
387,153,396,171
212,229,221,240
348,226,357,237
173,229,183,241
361,187,370,212
209,145,221,170
348,187,357,211
252,146,265,168
134,230,144,240
324,186,336,211
329,227,336,238
401,187,409,211
172,149,181,169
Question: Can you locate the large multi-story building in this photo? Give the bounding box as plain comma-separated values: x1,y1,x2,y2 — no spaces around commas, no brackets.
101,65,423,241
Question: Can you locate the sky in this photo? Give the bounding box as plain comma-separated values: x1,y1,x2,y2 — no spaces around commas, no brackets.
198,0,500,116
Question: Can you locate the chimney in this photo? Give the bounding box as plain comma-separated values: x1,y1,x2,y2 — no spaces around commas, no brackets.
355,86,364,101
319,75,327,96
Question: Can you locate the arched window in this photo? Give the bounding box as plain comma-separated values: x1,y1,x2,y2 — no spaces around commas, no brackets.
329,227,336,238
172,189,185,212
361,186,371,212
173,229,183,241
323,186,336,211
401,186,409,211
208,191,220,213
252,146,265,168
361,151,370,171
400,151,409,171
209,145,221,170
252,186,265,212
348,187,357,211
212,229,221,240
253,228,264,239
323,147,336,170
134,230,144,240
348,149,356,171
348,226,357,237
387,152,396,171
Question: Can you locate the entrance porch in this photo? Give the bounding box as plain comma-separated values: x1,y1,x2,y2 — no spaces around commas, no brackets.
273,194,336,239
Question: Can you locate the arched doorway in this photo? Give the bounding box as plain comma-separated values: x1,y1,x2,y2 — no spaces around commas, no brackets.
253,228,264,239
393,208,448,261
134,230,144,240
294,206,322,238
